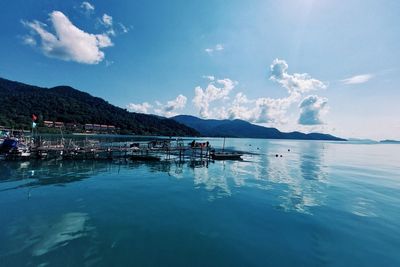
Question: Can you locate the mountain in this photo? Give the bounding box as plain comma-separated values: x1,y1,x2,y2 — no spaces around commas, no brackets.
380,140,400,144
0,77,199,136
172,115,346,141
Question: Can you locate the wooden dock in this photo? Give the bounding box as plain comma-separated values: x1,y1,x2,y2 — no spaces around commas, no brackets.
1,137,214,162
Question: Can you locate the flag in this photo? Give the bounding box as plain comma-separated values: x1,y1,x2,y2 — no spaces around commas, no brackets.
31,114,37,121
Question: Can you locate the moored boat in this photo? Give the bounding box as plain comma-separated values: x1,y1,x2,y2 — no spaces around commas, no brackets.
210,151,243,160
0,138,31,160
210,137,243,160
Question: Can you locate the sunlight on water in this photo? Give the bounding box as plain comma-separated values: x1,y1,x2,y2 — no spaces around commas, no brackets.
32,212,90,257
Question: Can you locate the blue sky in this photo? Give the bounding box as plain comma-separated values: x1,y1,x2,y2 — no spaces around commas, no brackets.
0,0,399,140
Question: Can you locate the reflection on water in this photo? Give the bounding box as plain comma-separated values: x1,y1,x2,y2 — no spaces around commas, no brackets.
274,142,328,214
193,161,231,201
32,212,90,256
299,142,327,181
0,141,395,218
0,144,329,213
1,139,400,267
2,212,98,266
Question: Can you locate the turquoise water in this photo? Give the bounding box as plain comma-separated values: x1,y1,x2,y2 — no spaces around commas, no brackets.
0,139,399,266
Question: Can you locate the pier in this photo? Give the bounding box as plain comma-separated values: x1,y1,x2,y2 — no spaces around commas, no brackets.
0,136,214,162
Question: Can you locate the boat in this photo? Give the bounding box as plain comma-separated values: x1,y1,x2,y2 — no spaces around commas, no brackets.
210,151,243,160
0,138,31,160
210,137,243,160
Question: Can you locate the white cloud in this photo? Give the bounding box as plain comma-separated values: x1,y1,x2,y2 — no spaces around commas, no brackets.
341,74,373,85
194,59,327,126
102,14,113,27
123,60,328,127
22,35,36,46
164,94,187,112
22,11,113,64
298,95,328,125
98,14,131,36
205,44,224,55
232,92,249,105
270,58,326,94
99,14,116,36
154,94,188,117
126,102,152,114
80,2,95,14
193,78,237,118
118,23,130,33
224,92,299,125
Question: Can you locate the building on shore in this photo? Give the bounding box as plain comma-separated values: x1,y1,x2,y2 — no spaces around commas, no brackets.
42,121,117,133
43,121,54,127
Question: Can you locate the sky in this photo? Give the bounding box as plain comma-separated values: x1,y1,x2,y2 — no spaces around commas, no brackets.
0,0,399,140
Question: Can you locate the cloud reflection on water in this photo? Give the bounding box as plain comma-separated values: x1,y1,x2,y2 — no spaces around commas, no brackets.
0,145,330,214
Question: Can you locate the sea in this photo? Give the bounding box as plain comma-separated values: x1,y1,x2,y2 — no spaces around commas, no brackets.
0,137,399,267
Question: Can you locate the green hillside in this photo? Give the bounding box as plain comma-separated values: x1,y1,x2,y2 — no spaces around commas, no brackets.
0,77,199,136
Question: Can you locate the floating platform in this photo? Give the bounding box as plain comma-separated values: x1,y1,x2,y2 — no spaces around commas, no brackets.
0,138,219,162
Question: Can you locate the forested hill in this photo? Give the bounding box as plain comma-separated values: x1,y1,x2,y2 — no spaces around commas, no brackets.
0,77,199,136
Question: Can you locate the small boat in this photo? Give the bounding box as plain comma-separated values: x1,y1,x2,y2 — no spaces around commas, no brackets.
211,151,243,160
0,138,31,160
210,137,243,160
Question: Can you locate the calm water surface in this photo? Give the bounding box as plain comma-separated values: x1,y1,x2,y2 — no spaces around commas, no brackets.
0,139,399,266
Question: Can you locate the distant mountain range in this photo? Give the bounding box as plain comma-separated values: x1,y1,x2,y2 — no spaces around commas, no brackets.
380,140,400,144
172,115,346,141
0,77,198,136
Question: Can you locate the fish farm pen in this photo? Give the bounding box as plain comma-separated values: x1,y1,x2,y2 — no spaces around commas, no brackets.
0,135,218,162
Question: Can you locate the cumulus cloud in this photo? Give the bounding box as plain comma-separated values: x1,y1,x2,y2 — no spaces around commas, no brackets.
80,1,95,14
126,102,152,114
298,95,328,125
194,59,327,126
224,92,298,125
154,94,188,117
341,74,373,85
124,59,328,127
193,78,237,118
205,44,224,55
270,59,326,93
22,11,113,64
164,94,187,112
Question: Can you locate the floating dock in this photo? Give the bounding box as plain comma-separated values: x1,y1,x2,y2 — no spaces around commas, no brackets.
0,137,218,162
